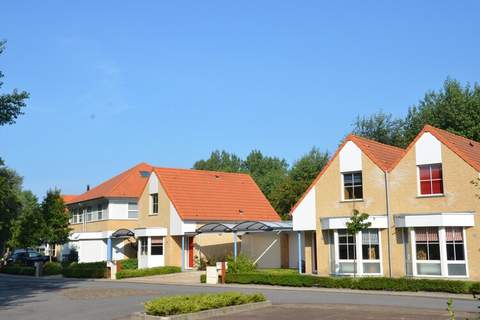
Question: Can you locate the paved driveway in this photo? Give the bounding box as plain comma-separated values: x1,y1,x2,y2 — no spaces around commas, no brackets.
0,274,478,320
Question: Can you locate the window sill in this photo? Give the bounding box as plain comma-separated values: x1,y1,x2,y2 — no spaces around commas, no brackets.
339,199,364,203
148,213,159,216
416,194,445,199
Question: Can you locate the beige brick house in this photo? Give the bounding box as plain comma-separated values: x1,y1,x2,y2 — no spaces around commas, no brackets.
292,125,480,280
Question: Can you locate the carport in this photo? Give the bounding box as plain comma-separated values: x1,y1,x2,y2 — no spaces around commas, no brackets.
191,221,298,272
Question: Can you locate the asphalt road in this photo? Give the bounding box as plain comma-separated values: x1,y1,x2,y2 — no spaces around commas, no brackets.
0,275,478,320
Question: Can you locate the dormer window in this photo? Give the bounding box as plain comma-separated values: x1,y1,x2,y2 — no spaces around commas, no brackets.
418,164,443,195
342,172,363,200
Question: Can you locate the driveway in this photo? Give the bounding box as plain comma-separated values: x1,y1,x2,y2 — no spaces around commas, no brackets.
0,274,478,320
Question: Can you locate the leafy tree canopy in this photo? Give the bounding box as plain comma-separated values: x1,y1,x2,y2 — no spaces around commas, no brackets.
40,189,70,246
8,191,43,249
0,40,29,126
353,78,480,148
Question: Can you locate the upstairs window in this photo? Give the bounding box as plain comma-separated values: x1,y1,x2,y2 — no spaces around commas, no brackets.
97,204,103,220
418,164,443,195
150,193,159,214
128,202,138,219
342,172,363,200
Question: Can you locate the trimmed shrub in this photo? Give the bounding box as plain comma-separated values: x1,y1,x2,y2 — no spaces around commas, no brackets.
470,282,480,295
144,292,266,316
116,266,181,279
226,254,256,274
62,261,107,278
43,262,63,275
222,272,480,294
1,265,35,276
118,258,138,270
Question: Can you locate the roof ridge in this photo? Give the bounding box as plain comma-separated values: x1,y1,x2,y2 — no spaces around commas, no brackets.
154,166,251,177
349,134,406,152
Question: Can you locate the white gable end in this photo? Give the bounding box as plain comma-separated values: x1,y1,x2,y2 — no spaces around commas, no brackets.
339,141,362,172
292,186,316,231
415,132,442,165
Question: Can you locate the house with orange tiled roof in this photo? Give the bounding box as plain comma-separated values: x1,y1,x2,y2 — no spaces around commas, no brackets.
291,124,480,280
63,163,284,269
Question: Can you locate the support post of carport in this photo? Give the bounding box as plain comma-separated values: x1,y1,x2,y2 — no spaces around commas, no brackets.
107,237,112,262
297,231,302,274
181,235,185,272
233,231,238,261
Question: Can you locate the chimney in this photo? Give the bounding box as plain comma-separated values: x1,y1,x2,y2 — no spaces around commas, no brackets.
86,184,90,191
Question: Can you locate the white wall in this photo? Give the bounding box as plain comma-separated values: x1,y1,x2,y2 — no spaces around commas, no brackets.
292,186,316,231
242,233,282,269
339,141,362,172
78,239,107,263
170,202,196,235
415,132,442,165
108,200,130,219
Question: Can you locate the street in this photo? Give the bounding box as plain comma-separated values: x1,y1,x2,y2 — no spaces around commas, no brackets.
0,275,478,320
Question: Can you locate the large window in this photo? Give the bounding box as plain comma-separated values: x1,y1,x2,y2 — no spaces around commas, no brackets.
446,227,467,276
86,207,92,222
334,229,382,275
342,172,363,200
150,193,159,214
151,237,164,255
412,227,467,277
128,202,138,219
97,204,103,220
418,164,443,195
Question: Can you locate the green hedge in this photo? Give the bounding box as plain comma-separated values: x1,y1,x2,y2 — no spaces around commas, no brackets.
1,265,35,276
145,292,266,316
43,262,63,275
116,266,181,279
217,273,479,294
118,258,137,270
62,261,107,278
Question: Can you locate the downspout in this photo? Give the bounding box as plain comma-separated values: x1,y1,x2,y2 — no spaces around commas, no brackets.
384,171,393,278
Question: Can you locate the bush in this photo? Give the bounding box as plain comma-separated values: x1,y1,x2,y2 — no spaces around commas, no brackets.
222,272,480,294
62,261,107,278
43,262,63,275
144,292,266,316
195,255,217,271
116,266,181,279
1,265,35,276
226,254,256,274
118,258,137,270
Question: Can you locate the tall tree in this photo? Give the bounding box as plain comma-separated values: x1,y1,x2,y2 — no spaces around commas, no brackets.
352,111,406,147
352,79,480,148
193,150,244,173
0,40,29,126
8,191,43,249
0,160,23,255
242,150,288,203
271,148,329,218
40,189,71,258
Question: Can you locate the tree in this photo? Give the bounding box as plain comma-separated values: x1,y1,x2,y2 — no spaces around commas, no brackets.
352,111,406,147
8,191,43,249
346,209,371,277
40,189,71,259
352,79,480,148
0,40,29,126
242,150,288,204
271,148,329,218
0,160,23,256
193,150,244,173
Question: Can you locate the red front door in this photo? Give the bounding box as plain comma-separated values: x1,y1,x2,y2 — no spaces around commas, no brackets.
188,236,194,268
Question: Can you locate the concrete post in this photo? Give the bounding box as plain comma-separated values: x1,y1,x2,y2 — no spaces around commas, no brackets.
181,235,185,272
233,231,238,261
297,231,302,274
107,237,112,262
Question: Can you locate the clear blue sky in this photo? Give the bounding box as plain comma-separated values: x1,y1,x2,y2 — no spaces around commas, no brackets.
1,1,479,198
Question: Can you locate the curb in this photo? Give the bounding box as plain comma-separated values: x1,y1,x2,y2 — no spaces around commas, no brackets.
130,301,272,320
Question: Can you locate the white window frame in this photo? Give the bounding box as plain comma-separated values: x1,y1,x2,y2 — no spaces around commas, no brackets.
150,193,159,215
333,229,383,276
410,227,468,278
127,202,139,219
416,163,444,197
340,171,363,202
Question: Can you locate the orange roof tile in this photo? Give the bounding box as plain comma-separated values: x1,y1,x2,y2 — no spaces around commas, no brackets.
412,125,480,172
290,135,405,215
62,195,78,203
67,162,153,204
154,167,280,222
